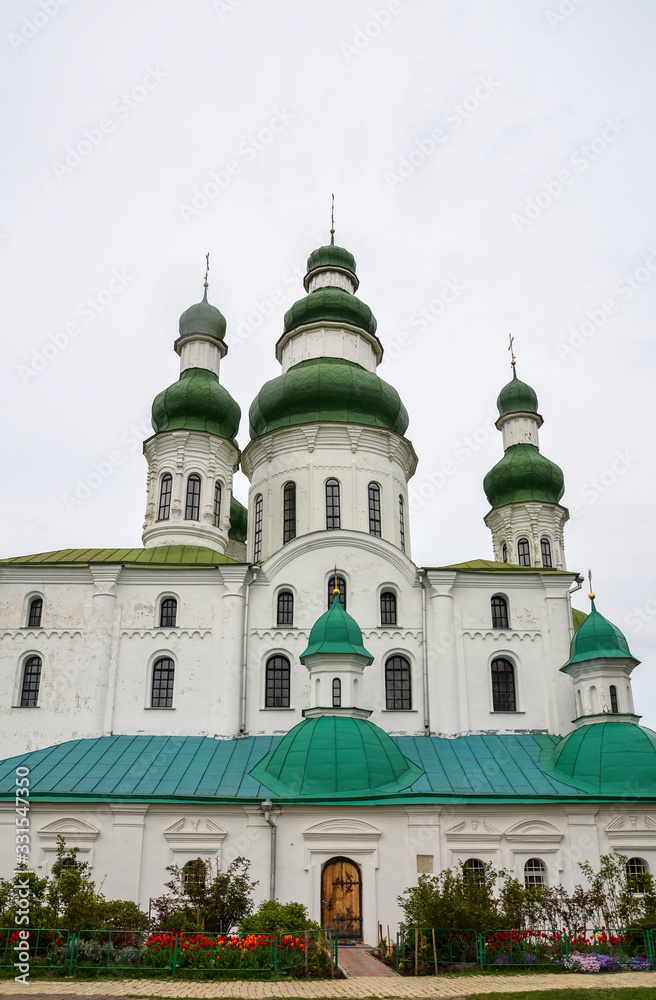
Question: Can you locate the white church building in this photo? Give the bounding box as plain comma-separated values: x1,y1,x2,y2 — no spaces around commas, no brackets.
0,236,654,943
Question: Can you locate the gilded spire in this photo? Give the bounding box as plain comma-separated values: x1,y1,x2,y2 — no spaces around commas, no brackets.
588,568,595,601
330,193,335,246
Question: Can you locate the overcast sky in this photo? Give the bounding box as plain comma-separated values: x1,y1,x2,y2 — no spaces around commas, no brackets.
2,0,655,725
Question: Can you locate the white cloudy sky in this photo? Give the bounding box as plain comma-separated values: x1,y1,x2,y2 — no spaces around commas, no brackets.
2,0,655,722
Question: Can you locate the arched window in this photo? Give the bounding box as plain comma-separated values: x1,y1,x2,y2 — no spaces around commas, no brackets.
524,858,547,887
399,495,405,552
157,474,172,521
463,858,486,885
332,678,341,707
517,538,531,566
27,597,43,628
253,494,263,561
540,538,552,568
213,482,222,528
610,685,619,713
627,857,649,892
283,482,296,544
328,575,346,610
185,475,201,520
385,655,411,710
491,596,509,629
491,658,516,712
368,482,381,536
276,591,294,626
151,657,175,708
502,543,508,563
20,656,42,707
380,591,397,626
265,655,290,708
325,479,340,529
160,598,177,628
182,859,206,887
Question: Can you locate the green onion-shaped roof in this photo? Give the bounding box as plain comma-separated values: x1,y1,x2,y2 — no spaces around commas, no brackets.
178,288,227,342
539,722,656,796
484,444,564,509
249,716,424,799
306,242,357,277
152,367,241,440
562,599,638,669
497,368,539,417
249,356,409,440
300,596,373,663
283,287,376,337
228,496,247,543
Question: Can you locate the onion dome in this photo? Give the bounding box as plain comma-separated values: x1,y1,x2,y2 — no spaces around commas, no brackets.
249,356,408,439
497,367,539,417
562,599,639,669
178,288,226,342
248,715,424,800
484,444,564,509
151,367,240,440
228,496,247,543
300,595,373,663
284,288,376,337
539,722,656,796
305,242,357,283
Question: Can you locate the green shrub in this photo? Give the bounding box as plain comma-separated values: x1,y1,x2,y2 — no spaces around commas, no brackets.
239,899,319,935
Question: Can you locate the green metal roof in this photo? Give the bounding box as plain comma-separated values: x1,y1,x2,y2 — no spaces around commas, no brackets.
178,288,227,343
484,444,565,510
284,288,376,337
249,717,423,799
572,607,588,632
300,596,373,662
0,546,238,568
429,559,572,575
562,599,637,669
497,368,539,417
539,722,656,796
306,243,357,278
3,729,650,806
152,367,241,441
228,497,248,543
249,357,409,440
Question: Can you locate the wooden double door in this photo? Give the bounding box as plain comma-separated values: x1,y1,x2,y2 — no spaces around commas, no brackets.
321,857,362,940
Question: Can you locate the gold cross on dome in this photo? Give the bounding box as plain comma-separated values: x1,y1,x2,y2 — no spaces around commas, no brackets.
508,333,516,367
588,568,595,600
204,252,210,289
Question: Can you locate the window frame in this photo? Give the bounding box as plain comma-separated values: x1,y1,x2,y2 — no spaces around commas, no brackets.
159,597,178,629
385,655,412,711
253,494,263,561
19,655,42,708
463,858,486,885
27,597,43,628
399,495,405,552
265,655,291,708
524,858,547,887
213,481,222,528
151,656,175,708
325,479,341,530
328,574,347,610
491,656,517,712
609,684,619,714
184,474,201,521
491,595,509,629
283,482,297,544
276,590,294,627
502,542,508,563
540,537,553,569
368,482,381,536
517,538,531,567
380,591,397,626
332,678,342,708
158,474,173,521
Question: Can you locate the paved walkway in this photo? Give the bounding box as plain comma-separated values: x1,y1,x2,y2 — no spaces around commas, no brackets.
337,946,397,978
0,974,655,996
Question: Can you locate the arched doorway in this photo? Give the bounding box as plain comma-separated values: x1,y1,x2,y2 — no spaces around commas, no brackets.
321,857,362,940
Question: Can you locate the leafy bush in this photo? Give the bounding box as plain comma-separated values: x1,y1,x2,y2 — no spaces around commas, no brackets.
239,900,319,935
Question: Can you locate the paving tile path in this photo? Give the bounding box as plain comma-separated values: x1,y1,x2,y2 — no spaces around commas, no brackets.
0,974,655,997
337,946,398,978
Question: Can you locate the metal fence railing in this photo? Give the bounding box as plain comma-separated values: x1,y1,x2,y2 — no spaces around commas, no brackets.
0,927,337,978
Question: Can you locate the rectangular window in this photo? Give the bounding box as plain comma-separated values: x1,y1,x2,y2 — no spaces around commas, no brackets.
491,658,516,712
158,476,172,521
253,495,263,561
213,482,222,528
517,538,531,566
283,483,296,544
368,483,381,536
185,476,201,520
152,658,175,708
20,657,42,707
326,480,340,529
399,495,405,552
265,656,290,708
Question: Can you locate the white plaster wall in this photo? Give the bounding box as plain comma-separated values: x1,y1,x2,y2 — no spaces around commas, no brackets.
277,324,381,374
485,502,569,571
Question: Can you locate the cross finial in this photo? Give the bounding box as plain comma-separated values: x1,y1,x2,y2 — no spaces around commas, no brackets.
332,564,340,597
204,252,210,289
330,193,335,245
588,568,595,600
508,333,516,367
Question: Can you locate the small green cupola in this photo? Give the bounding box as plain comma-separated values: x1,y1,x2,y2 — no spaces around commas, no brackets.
177,287,227,345
561,592,641,726
483,359,569,570
300,591,373,721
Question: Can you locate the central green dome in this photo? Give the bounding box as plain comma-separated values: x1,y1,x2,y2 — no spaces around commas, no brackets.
301,596,373,662
497,368,539,417
249,356,409,439
283,287,376,337
152,367,241,440
249,715,424,799
540,722,656,796
306,243,357,278
484,443,564,509
562,599,638,669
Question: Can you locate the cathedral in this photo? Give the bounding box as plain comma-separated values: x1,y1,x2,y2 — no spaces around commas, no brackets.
0,234,653,943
